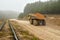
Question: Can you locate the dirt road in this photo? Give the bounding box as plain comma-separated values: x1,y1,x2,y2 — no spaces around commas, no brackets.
10,19,60,40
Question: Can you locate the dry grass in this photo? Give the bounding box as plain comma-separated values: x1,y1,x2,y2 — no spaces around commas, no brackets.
0,21,3,25
0,22,14,40
11,21,42,40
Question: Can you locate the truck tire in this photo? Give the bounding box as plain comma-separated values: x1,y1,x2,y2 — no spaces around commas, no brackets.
42,20,46,25
40,20,46,25
30,19,33,24
33,20,39,26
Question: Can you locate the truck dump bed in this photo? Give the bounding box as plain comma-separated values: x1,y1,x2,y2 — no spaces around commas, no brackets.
29,13,45,19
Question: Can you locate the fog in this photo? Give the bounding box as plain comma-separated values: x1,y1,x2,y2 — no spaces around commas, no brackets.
0,0,48,19
0,0,39,12
0,11,19,19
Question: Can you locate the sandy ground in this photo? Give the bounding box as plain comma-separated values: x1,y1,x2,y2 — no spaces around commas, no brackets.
10,19,60,40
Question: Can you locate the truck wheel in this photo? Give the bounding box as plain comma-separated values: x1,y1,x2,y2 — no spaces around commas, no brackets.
40,20,46,25
30,19,33,24
33,20,39,26
42,20,46,25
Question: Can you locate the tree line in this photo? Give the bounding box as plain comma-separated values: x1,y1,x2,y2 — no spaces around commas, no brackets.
18,0,60,18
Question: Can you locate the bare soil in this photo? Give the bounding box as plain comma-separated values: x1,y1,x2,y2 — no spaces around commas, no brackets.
10,19,60,40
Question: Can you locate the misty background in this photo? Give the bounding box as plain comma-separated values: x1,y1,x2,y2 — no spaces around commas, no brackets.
0,0,59,19
0,0,39,19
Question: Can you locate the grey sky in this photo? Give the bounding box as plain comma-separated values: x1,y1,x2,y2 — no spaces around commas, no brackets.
0,0,48,12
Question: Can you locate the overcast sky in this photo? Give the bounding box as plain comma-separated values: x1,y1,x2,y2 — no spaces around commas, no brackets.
0,0,49,12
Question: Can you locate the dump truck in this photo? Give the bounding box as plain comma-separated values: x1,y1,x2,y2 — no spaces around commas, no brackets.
28,13,46,26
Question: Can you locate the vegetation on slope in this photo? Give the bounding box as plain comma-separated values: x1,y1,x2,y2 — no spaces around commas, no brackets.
11,21,42,40
18,0,60,19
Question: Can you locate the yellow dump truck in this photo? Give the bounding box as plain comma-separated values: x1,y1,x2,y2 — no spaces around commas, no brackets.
28,13,46,26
